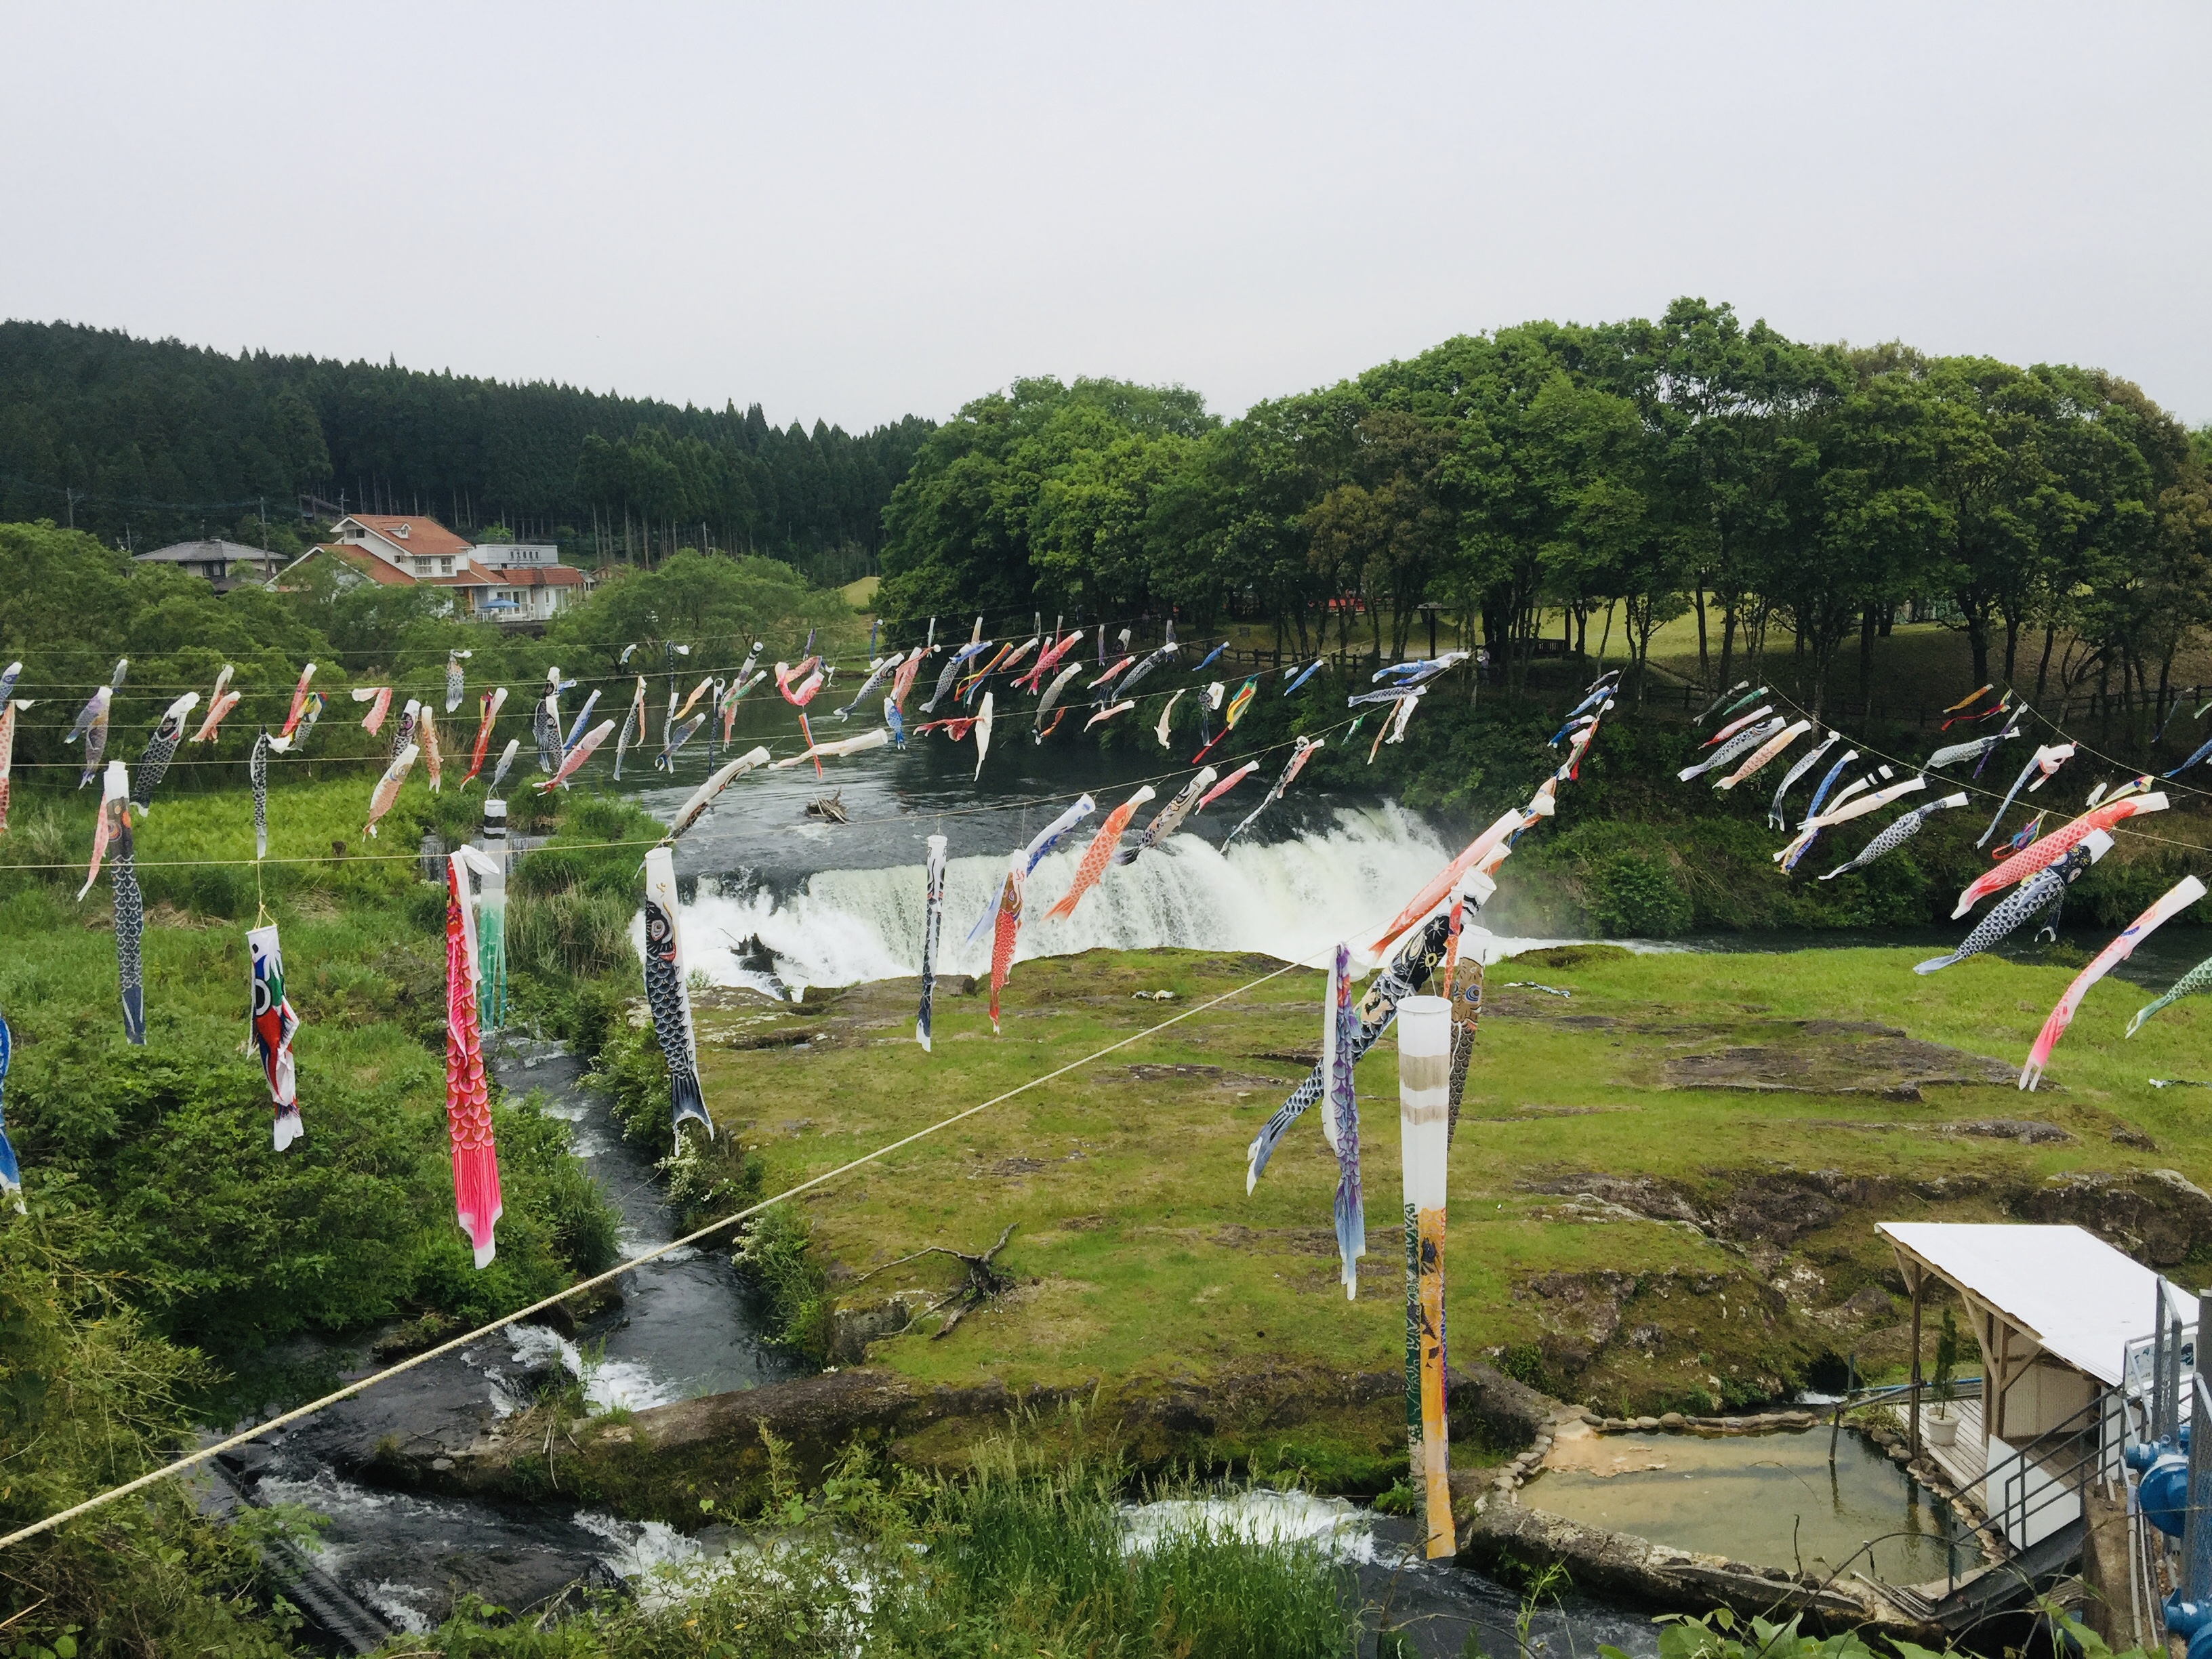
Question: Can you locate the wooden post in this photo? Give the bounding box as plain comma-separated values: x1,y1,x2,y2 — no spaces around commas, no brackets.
1908,1263,1924,1455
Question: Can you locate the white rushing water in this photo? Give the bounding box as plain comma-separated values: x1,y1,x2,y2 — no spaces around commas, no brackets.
658,804,1587,997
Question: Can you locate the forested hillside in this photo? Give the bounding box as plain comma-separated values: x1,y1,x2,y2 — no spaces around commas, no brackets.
0,321,933,582
880,300,2212,721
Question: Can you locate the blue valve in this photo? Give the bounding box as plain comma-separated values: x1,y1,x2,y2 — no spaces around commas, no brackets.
2144,1452,2193,1538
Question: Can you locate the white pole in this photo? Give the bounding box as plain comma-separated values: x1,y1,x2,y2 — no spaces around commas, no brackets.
1399,993,1453,1559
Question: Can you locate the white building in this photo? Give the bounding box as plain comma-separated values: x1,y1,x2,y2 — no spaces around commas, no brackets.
281,516,590,625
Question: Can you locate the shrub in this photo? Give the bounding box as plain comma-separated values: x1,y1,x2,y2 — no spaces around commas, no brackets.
1588,851,1692,937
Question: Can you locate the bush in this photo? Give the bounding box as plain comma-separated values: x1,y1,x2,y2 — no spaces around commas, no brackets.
1587,851,1692,937
733,1204,834,1361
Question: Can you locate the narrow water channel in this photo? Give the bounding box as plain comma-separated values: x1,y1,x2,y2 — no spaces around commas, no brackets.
204,1040,1662,1653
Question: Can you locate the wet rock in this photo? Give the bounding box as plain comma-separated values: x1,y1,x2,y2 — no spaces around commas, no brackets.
1840,1286,1893,1317
1943,1119,2072,1144
1460,1498,1909,1637
2113,1128,2159,1151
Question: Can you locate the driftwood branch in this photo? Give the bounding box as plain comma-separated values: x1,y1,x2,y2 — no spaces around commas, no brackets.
849,1223,1019,1340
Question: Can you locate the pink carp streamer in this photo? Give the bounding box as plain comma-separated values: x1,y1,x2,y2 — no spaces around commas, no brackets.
2020,875,2207,1090
1195,761,1259,811
354,685,394,735
444,856,503,1267
274,663,317,746
188,690,241,745
1951,794,2168,918
464,687,507,787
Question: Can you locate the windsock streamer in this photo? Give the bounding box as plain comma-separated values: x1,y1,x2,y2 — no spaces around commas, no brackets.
1225,737,1324,846
465,687,508,787
1704,703,1776,750
968,796,1096,943
1248,912,1454,1188
1045,787,1155,920
537,719,615,792
131,692,200,811
1769,732,1840,830
1370,803,1537,957
1195,761,1260,812
917,835,948,1050
1952,794,2169,918
1980,743,2074,846
249,923,304,1150
1193,677,1258,762
1693,680,1751,724
987,851,1025,1034
1322,944,1364,1299
1713,720,1808,791
364,743,420,838
1678,717,1782,782
0,696,29,835
443,855,503,1267
274,663,317,745
2020,876,2209,1090
664,747,771,844
354,684,394,736
1820,792,1968,880
1916,835,2110,975
2127,949,2212,1038
640,848,713,1137
445,649,471,714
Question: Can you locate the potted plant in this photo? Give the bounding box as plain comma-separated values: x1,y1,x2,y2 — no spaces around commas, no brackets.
1926,1309,1961,1447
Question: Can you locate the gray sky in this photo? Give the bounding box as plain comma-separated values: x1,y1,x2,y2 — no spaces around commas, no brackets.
6,3,2207,432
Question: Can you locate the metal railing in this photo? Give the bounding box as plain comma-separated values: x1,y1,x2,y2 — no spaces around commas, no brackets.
1988,1387,2127,1557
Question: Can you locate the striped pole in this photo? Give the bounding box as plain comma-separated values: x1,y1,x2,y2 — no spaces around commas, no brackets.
1399,994,1453,1559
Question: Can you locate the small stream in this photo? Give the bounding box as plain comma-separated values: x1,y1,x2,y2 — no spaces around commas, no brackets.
210,1038,796,1635
207,1038,1660,1654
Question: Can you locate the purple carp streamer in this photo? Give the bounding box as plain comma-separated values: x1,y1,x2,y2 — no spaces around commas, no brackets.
66,684,112,786
642,848,713,1138
249,924,304,1150
1246,910,1455,1191
0,1009,19,1212
917,834,947,1051
1320,944,1364,1298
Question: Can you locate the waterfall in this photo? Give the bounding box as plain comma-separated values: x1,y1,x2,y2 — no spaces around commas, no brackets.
661,804,1578,997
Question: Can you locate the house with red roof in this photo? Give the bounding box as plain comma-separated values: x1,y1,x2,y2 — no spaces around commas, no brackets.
280,514,590,625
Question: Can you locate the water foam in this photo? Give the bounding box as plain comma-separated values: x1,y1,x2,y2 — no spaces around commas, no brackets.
659,804,1578,996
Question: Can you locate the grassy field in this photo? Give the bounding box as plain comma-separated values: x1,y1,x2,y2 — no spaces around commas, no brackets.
672,937,2212,1421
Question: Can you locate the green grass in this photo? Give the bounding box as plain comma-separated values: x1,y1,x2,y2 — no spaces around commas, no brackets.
639,937,2211,1424
0,774,648,1361
380,1438,1357,1658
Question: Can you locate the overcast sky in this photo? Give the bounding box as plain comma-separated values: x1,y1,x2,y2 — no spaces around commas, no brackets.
5,3,2206,432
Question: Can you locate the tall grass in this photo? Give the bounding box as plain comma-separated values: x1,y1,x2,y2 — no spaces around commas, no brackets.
384,1439,1358,1658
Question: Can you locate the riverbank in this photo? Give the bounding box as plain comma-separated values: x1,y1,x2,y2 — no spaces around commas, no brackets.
592,939,2212,1453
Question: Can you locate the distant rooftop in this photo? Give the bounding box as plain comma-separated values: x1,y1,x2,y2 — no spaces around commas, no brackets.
136,537,284,565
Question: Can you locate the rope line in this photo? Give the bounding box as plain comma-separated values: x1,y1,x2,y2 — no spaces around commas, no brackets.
0,946,1326,1554
0,719,1366,872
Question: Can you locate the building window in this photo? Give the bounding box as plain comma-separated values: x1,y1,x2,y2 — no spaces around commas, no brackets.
440,557,453,575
